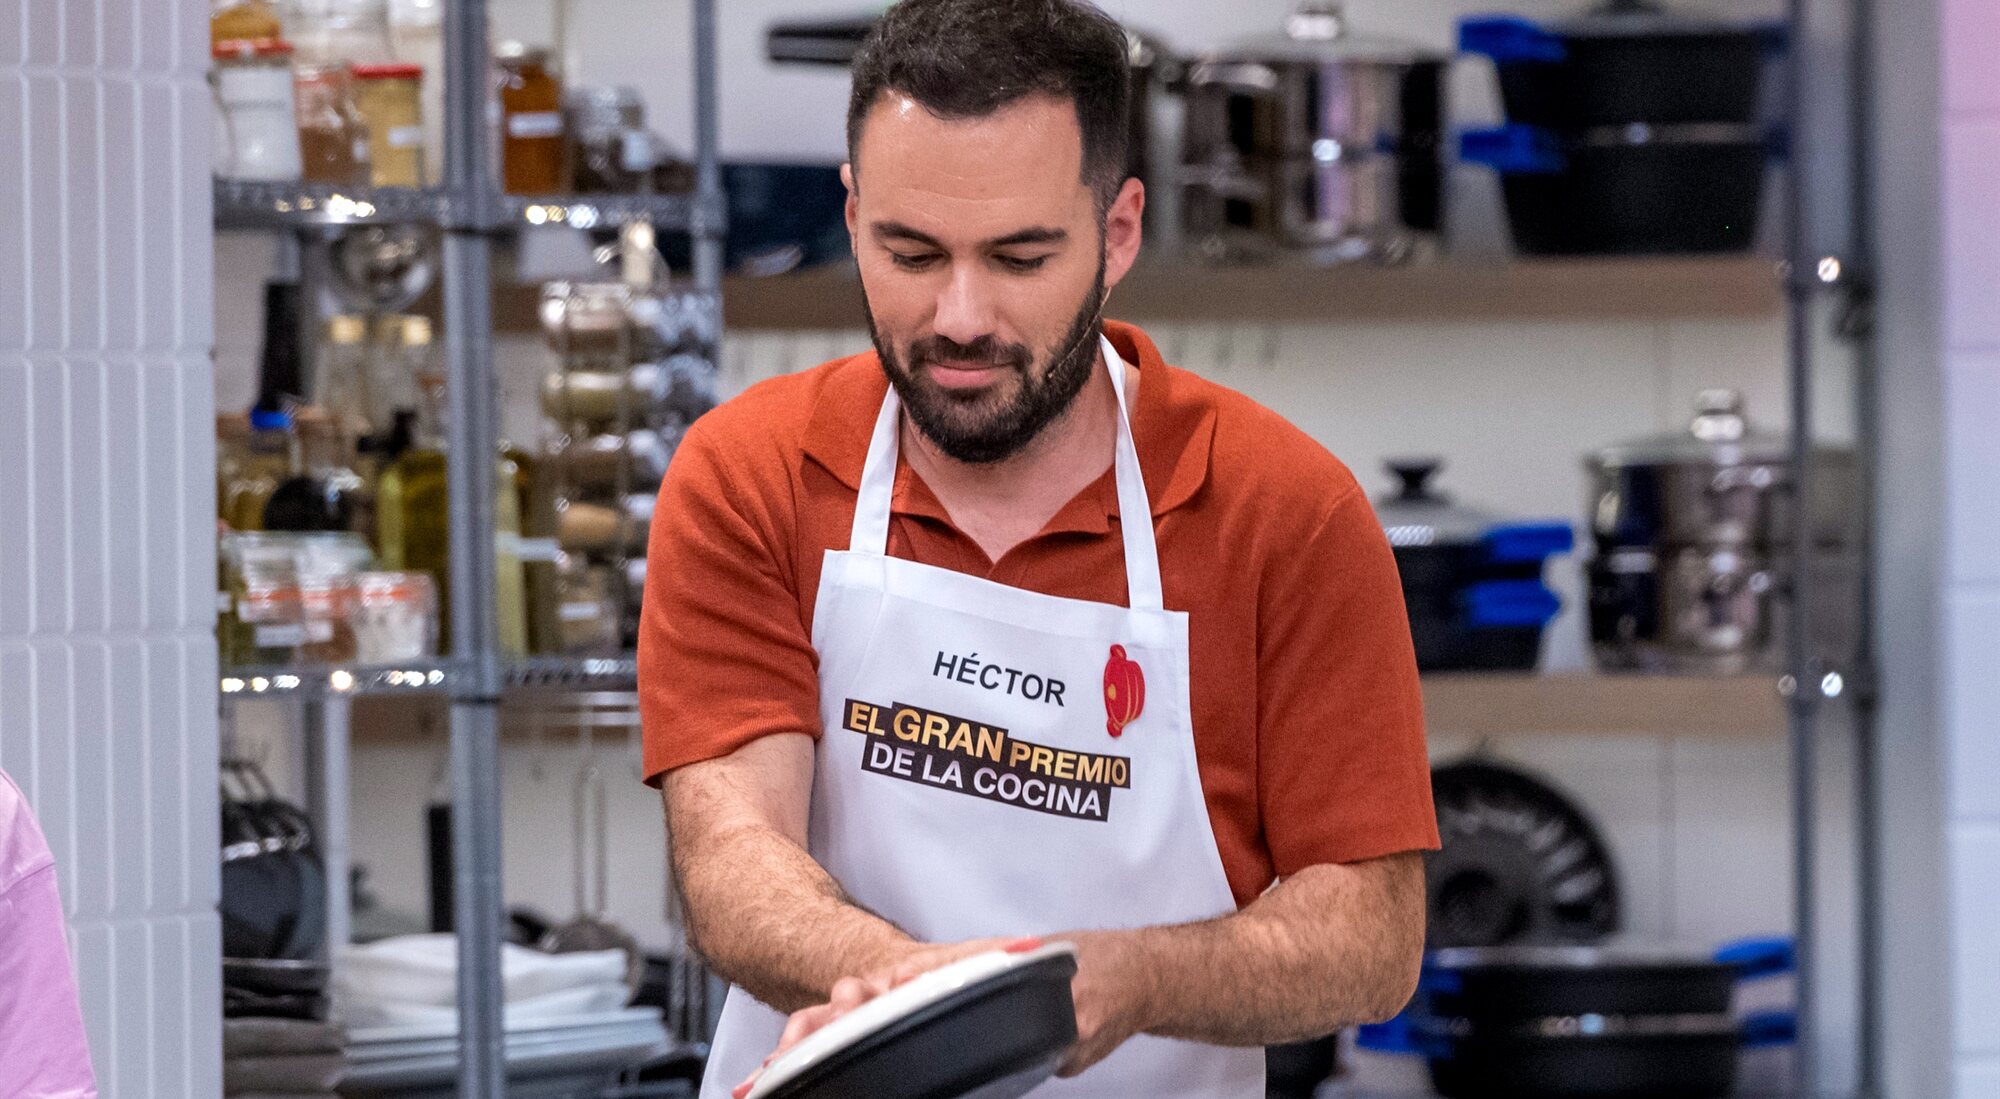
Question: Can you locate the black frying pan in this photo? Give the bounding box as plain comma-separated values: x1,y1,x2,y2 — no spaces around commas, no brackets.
748,944,1079,1099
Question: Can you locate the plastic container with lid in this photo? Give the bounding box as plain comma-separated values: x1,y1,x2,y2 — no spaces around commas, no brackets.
221,532,309,665
213,39,304,181
352,571,438,662
496,42,567,194
352,63,427,187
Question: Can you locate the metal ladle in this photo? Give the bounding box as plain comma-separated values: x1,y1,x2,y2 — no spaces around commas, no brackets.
539,726,644,987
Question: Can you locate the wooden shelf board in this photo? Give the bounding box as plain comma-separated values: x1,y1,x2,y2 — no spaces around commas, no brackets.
710,255,1784,331
1421,672,1784,739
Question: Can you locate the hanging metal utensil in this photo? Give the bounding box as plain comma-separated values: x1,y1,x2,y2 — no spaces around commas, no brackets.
539,728,643,987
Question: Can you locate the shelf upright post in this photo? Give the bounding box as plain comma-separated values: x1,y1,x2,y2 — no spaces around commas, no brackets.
440,0,508,1091
691,0,724,295
1782,0,1821,1093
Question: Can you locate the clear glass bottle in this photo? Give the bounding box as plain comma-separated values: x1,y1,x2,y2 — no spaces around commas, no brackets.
504,443,562,655
495,448,529,658
317,314,376,444
496,42,566,194
225,407,295,532
264,407,367,533
376,377,449,645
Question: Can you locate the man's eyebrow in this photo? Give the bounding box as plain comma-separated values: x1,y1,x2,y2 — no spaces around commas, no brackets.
986,227,1068,248
872,221,946,249
869,222,1071,250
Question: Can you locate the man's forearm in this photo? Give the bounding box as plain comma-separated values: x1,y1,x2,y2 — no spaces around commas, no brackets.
661,736,915,1015
671,816,912,1013
1091,854,1426,1048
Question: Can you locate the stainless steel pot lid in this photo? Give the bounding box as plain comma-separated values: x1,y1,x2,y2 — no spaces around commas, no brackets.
1197,0,1447,66
746,943,1079,1099
1589,389,1790,468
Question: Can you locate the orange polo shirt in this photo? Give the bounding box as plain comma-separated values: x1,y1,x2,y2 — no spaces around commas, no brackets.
639,320,1437,908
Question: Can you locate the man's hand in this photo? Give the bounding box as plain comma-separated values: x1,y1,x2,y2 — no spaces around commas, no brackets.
1053,930,1159,1077
725,853,1423,1089
734,938,1033,1098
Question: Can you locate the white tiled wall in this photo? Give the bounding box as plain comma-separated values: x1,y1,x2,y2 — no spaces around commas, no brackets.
0,0,223,1094
1941,0,2000,1089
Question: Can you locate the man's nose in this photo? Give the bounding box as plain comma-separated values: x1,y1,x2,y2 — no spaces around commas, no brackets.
931,263,998,348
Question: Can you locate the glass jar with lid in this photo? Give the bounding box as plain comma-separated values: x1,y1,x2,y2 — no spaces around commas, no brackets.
294,62,371,184
212,39,304,181
565,85,661,194
288,0,394,66
352,63,427,186
496,42,567,194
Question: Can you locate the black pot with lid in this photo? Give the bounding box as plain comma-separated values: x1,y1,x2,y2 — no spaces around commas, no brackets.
1459,0,1782,129
1374,459,1572,672
1417,938,1796,1099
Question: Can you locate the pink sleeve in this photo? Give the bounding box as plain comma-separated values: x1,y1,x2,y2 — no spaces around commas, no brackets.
0,772,98,1098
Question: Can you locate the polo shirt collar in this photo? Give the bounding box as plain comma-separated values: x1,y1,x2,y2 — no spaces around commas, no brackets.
800,320,1215,522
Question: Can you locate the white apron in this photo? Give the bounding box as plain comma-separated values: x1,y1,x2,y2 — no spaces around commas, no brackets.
700,337,1265,1098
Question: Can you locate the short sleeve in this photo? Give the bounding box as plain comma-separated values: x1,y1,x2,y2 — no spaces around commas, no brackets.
1257,489,1438,871
638,421,823,785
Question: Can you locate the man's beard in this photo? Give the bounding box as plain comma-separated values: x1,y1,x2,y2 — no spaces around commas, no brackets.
865,260,1107,465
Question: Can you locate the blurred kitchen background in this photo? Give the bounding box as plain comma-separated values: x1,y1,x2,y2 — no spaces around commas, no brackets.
2,0,1994,1095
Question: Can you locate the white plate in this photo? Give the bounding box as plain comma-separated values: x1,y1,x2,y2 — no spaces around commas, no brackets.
745,943,1076,1099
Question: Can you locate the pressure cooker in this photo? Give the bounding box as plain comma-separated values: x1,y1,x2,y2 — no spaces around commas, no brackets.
1181,0,1448,264
1584,390,1857,673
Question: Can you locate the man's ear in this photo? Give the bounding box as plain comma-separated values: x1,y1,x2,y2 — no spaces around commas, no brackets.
842,162,859,254
1102,177,1146,291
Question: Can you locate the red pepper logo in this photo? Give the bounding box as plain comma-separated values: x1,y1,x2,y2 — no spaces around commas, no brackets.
1103,644,1145,738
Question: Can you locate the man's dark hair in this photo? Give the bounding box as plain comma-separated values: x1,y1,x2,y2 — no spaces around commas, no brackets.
847,0,1132,211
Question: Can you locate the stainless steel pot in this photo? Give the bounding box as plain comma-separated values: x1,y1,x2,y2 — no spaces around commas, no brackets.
1589,542,1860,675
1181,0,1447,264
1585,389,1856,551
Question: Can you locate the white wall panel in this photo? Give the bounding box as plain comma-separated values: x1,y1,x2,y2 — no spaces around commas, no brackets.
1,0,221,1091
1954,824,2000,1056
1944,120,2000,350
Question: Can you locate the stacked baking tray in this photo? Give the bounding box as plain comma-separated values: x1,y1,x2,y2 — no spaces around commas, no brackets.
342,1006,673,1096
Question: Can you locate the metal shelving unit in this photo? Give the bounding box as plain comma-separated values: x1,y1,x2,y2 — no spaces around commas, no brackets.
214,177,718,233
215,1,721,1095
219,658,640,698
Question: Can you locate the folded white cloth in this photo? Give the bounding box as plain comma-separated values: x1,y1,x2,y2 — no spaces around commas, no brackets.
338,981,633,1032
335,934,627,1009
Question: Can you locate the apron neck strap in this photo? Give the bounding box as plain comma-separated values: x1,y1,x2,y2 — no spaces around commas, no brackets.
848,335,1166,611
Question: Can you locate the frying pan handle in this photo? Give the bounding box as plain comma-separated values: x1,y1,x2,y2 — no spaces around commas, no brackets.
1457,17,1567,64
1714,935,1795,981
1740,1010,1797,1049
